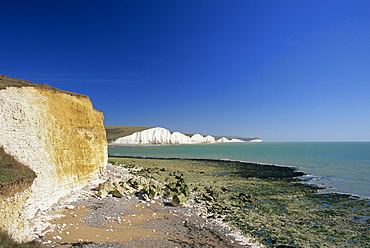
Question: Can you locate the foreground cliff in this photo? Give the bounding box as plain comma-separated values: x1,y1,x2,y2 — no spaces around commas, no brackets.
0,75,107,241
111,127,262,145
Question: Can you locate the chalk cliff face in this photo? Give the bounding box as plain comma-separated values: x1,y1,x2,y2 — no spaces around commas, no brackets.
170,131,191,144
112,127,249,145
204,135,216,143
216,137,232,143
0,76,107,241
114,127,172,144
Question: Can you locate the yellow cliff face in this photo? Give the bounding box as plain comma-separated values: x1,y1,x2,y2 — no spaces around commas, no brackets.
41,89,107,182
0,77,107,241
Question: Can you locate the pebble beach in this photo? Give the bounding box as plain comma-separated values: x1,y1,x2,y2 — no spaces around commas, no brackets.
33,164,259,248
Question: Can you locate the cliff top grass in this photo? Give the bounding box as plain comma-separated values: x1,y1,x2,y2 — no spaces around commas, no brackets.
105,126,153,142
0,147,37,197
0,75,86,98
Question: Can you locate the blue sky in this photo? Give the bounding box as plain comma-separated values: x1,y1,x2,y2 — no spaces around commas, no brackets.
1,0,369,141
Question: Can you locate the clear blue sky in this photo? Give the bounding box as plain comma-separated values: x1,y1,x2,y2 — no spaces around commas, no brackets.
1,0,369,141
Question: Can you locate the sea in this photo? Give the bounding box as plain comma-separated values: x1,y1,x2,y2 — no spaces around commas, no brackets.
108,142,370,199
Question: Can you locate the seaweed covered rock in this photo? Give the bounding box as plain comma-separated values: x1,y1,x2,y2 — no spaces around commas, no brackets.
127,177,150,191
173,194,188,205
203,186,220,201
165,176,190,205
96,175,166,201
119,181,137,195
148,181,164,199
97,178,115,198
102,163,193,205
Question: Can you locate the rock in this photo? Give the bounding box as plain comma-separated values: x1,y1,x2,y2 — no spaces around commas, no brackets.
148,183,163,199
165,179,190,205
111,189,123,198
203,194,215,202
231,192,254,203
204,186,220,200
127,177,149,191
173,193,188,205
119,181,136,195
141,192,150,201
97,178,115,198
97,187,109,198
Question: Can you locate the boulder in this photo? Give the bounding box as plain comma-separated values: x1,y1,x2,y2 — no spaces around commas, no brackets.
97,178,115,198
173,193,188,205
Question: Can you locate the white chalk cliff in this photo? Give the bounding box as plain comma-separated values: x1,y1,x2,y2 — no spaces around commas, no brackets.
171,131,191,144
112,127,260,145
216,137,232,143
114,127,172,144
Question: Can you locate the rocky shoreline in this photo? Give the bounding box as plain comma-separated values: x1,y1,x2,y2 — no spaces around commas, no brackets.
31,156,370,247
32,164,260,248
108,157,370,247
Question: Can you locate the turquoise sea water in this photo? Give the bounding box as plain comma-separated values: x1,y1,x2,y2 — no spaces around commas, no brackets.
108,142,370,198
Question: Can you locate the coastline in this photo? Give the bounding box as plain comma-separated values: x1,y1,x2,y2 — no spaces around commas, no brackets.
109,155,370,201
34,155,369,247
107,142,245,147
108,155,306,178
116,155,370,200
108,142,370,199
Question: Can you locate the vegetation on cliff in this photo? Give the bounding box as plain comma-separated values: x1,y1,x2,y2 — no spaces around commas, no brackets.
0,229,43,248
0,75,85,97
0,147,36,197
0,75,50,89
